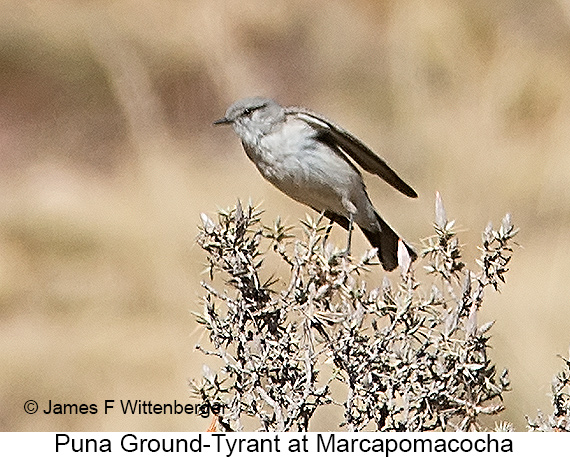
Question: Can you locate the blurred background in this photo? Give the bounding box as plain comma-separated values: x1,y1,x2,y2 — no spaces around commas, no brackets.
1,0,569,431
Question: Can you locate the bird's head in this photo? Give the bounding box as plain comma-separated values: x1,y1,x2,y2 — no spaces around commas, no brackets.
214,97,284,139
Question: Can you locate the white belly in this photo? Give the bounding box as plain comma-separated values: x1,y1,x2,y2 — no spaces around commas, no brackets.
246,119,377,229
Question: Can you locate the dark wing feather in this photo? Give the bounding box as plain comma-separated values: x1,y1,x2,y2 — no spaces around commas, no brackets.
290,108,417,198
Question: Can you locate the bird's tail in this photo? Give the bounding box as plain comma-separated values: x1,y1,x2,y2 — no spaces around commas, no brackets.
360,213,417,271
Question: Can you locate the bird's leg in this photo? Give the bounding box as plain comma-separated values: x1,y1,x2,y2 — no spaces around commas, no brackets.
318,209,334,251
322,219,334,248
342,212,354,257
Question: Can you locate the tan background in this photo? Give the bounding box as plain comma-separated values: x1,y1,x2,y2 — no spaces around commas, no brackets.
0,0,569,431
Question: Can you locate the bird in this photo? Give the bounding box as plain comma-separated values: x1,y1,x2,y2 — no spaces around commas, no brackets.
213,97,417,271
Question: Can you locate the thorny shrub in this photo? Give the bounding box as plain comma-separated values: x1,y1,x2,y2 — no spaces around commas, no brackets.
190,194,566,431
526,352,570,432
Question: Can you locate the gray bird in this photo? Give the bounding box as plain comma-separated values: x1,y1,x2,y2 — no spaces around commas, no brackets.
214,97,417,271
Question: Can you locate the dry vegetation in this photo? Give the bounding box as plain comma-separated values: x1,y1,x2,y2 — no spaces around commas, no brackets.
0,0,569,431
192,198,517,431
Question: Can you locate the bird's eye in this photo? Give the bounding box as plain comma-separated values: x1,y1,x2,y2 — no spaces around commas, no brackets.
242,103,267,117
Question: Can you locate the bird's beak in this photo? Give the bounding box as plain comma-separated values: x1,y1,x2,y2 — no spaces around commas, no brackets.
213,117,231,126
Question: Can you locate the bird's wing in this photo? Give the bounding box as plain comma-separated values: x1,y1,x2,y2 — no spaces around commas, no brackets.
290,108,417,198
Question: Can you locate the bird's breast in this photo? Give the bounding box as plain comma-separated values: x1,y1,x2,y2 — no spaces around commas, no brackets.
242,121,363,215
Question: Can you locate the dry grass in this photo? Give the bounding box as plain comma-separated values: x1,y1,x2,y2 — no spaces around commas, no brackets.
0,0,569,431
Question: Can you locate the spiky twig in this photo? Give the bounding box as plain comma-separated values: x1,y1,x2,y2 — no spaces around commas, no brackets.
192,195,516,431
